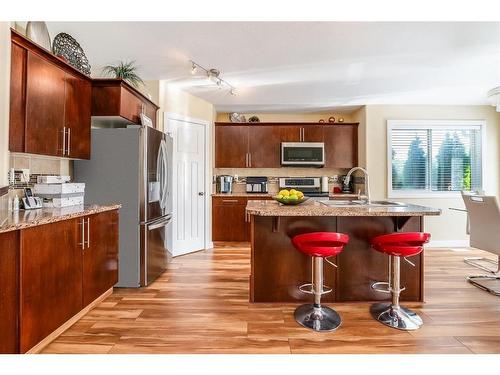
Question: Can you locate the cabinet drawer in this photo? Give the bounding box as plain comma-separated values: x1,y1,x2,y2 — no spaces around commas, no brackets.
212,196,248,206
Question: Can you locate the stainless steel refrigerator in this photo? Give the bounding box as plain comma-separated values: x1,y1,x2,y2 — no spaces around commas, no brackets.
74,126,173,287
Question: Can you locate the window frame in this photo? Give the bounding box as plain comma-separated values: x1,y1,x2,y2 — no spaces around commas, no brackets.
387,119,486,199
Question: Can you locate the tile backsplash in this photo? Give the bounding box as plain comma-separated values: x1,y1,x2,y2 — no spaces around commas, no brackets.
7,154,73,197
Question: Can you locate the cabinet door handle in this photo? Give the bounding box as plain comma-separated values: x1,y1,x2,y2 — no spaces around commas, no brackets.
245,153,248,167
222,199,238,204
67,127,71,156
61,126,66,156
78,218,85,249
249,153,252,167
86,218,90,248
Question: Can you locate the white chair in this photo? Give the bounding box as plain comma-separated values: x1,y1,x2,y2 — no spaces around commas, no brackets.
461,192,500,295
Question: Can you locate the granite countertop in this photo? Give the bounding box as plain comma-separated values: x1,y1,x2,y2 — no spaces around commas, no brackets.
0,204,121,234
246,199,441,217
212,193,272,197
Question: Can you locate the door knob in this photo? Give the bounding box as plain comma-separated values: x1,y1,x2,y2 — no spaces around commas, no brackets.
198,192,205,196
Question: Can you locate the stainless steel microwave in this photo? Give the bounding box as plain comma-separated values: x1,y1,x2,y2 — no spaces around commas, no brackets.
281,142,325,167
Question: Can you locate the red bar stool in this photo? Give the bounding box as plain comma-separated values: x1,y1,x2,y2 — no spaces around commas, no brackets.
370,232,430,331
291,232,349,332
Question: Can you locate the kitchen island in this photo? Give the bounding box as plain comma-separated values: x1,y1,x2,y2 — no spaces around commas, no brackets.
246,199,440,303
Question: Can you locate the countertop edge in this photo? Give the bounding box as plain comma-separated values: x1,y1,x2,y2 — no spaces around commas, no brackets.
245,201,441,217
0,204,122,234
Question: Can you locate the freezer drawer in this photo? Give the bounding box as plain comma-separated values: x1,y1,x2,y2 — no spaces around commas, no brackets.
140,215,172,286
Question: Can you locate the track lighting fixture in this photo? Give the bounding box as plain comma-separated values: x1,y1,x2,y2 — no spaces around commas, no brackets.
190,62,197,74
189,60,236,95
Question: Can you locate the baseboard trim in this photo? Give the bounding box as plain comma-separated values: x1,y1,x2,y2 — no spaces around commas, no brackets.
26,287,113,354
427,240,469,248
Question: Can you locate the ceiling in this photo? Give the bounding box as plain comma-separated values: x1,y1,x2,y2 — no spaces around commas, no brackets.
45,22,500,112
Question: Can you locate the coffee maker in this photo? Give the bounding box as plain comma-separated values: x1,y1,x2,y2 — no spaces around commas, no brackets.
216,175,234,193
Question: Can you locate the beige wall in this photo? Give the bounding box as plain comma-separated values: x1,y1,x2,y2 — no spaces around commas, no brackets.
159,83,216,131
0,22,12,208
362,105,500,245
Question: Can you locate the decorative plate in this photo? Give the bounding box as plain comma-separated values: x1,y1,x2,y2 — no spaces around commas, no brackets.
273,196,309,206
248,116,260,123
52,33,91,75
26,21,51,51
230,113,246,123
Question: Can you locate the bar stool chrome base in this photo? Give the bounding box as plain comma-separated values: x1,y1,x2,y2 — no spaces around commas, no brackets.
370,303,423,331
294,304,342,332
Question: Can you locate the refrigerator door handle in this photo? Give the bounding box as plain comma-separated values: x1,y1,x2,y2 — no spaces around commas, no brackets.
160,140,169,210
147,216,172,230
156,140,165,209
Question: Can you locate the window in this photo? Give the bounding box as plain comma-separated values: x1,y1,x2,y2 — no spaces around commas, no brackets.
387,120,484,197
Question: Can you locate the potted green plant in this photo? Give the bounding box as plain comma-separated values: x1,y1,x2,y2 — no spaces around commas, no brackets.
102,61,144,88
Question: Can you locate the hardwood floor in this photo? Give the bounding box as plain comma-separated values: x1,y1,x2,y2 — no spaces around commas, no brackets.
41,244,500,354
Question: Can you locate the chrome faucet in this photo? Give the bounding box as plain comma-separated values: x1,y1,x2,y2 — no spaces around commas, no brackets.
344,167,371,204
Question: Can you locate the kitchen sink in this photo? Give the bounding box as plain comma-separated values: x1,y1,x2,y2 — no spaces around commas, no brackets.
319,200,406,208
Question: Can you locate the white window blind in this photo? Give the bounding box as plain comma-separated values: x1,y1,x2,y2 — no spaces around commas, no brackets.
388,121,483,196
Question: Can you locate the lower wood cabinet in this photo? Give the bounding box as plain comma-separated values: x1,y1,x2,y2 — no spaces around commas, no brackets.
20,218,83,353
0,231,19,354
82,210,119,306
212,196,272,242
0,209,119,354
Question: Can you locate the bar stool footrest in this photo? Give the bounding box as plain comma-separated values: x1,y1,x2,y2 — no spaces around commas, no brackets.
298,283,332,295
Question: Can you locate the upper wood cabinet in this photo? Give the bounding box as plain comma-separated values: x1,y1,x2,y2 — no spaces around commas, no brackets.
215,125,249,168
9,29,92,159
64,71,92,159
214,122,358,169
302,125,324,142
248,125,281,168
324,124,358,168
25,51,66,157
91,79,159,128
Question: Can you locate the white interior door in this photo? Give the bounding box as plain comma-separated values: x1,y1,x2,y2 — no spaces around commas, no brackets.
168,119,206,256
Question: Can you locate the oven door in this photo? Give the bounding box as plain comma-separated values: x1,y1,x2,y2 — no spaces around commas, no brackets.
281,142,325,166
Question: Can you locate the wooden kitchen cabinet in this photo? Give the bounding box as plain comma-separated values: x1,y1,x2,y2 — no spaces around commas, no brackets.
9,42,26,153
0,208,120,354
82,210,119,306
279,125,302,142
215,125,249,168
212,196,272,242
9,29,92,159
64,70,92,159
25,50,66,157
248,125,281,168
20,218,83,353
324,124,358,168
212,197,248,241
0,231,20,354
302,125,324,142
214,122,358,169
91,79,159,128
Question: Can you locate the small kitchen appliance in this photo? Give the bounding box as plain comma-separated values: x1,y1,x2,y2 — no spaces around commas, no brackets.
281,142,325,167
279,177,329,197
216,175,234,193
246,177,268,193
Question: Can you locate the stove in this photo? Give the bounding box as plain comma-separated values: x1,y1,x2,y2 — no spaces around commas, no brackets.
278,177,329,197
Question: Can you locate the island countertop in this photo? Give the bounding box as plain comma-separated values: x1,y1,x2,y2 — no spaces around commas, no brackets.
0,204,121,234
246,199,441,217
